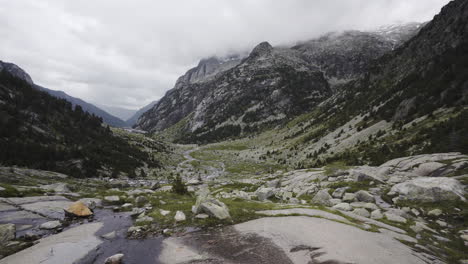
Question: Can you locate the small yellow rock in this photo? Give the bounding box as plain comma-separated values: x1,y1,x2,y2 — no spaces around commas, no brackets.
65,201,93,217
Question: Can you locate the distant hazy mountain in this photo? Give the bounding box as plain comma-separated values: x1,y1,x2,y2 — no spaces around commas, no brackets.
0,60,127,127
127,100,158,127
98,104,137,121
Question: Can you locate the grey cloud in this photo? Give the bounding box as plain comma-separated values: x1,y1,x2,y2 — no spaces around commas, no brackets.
0,0,450,109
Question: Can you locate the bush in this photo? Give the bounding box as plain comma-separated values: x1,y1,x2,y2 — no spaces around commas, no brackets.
172,175,188,195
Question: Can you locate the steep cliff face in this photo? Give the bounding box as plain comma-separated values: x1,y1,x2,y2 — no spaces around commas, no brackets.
137,42,331,142
292,23,422,86
136,23,423,141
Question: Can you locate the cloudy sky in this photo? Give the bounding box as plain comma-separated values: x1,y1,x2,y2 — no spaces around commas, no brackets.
0,0,450,110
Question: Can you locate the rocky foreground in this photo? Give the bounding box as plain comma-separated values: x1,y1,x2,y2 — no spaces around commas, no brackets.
0,153,467,263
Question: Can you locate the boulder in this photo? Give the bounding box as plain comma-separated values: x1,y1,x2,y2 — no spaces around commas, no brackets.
352,208,370,218
65,201,93,217
370,209,383,220
135,196,148,207
255,187,275,201
355,190,375,203
160,209,171,216
174,211,186,222
104,196,121,203
199,199,231,220
39,221,62,230
311,190,333,206
332,203,352,211
390,177,466,202
384,212,407,223
428,208,443,217
79,198,102,209
105,253,124,264
332,187,348,198
266,179,281,188
0,224,15,245
342,193,356,202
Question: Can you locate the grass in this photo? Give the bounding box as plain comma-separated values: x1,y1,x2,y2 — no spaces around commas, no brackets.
323,161,352,176
0,183,45,197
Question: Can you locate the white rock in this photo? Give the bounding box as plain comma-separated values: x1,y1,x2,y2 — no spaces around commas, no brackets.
195,214,209,219
104,253,124,264
370,209,383,220
390,177,465,202
174,211,186,222
311,190,333,206
39,221,61,230
342,193,356,202
355,190,375,203
333,203,352,211
352,208,370,218
384,213,407,223
104,196,120,203
160,209,171,216
255,187,275,201
428,209,443,217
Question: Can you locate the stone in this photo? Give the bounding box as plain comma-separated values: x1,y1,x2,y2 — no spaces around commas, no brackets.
199,199,230,220
195,214,209,219
130,208,145,217
136,216,153,223
39,183,70,193
427,209,443,217
436,220,447,227
332,203,352,211
160,209,171,216
174,211,186,222
104,253,124,264
187,179,201,185
332,187,348,198
135,196,148,207
355,190,375,203
412,162,445,176
255,187,275,201
65,201,93,217
330,198,342,206
384,213,407,223
410,222,436,233
266,179,281,188
411,208,420,216
311,190,333,206
352,208,370,218
79,198,102,209
19,200,73,220
39,221,62,230
104,196,120,203
342,193,356,202
281,191,293,201
370,209,383,220
121,203,133,210
0,224,15,245
390,177,466,202
101,231,117,240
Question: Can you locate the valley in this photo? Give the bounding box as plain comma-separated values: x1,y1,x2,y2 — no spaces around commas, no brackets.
1,0,468,263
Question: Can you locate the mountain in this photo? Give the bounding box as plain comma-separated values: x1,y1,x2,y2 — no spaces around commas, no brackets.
136,44,331,142
127,100,158,127
0,68,163,177
136,23,422,142
0,61,127,127
98,104,138,122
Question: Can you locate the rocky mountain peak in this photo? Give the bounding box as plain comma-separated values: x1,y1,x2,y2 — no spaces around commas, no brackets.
249,41,273,58
0,61,34,85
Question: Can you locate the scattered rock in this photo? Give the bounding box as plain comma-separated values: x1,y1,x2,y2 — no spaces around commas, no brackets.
333,203,352,211
135,196,148,207
255,187,275,201
136,215,154,223
199,199,231,220
39,221,61,230
370,209,383,220
104,196,121,203
332,187,348,198
435,220,447,227
311,190,333,206
130,208,145,217
0,224,15,245
79,198,102,209
352,208,370,218
355,190,375,203
104,253,124,264
65,201,93,217
428,209,443,217
342,193,356,202
121,203,133,210
174,211,186,222
195,214,209,219
384,212,407,223
390,177,466,202
160,209,170,216
101,231,117,240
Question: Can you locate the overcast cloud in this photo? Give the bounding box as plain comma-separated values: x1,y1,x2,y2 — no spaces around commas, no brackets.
0,0,450,110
